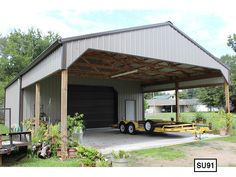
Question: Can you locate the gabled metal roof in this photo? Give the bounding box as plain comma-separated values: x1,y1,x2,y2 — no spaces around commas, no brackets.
61,21,172,43
5,21,230,89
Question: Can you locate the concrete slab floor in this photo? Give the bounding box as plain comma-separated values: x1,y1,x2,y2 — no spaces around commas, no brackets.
82,127,220,154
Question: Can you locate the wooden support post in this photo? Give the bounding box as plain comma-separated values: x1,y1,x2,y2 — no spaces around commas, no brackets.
0,155,2,166
175,83,179,122
224,81,230,113
0,135,2,149
61,70,68,160
19,77,23,130
35,82,40,130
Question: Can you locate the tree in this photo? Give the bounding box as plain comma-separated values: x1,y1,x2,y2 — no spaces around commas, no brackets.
196,87,224,110
0,28,60,106
220,54,236,95
196,55,236,110
179,89,198,99
228,34,236,53
0,29,60,78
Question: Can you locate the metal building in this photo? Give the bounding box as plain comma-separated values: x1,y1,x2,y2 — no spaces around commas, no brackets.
4,21,230,155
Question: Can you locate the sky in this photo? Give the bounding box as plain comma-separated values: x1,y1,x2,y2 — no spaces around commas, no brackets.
0,0,235,58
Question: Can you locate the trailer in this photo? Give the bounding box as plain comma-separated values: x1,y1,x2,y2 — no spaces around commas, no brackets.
118,119,210,137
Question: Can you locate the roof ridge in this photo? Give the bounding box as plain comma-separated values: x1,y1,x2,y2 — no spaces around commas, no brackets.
61,21,171,43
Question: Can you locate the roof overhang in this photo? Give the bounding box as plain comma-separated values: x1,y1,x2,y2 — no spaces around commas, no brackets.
5,21,230,91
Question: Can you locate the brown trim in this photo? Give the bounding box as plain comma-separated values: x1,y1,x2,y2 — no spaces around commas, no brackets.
3,88,6,125
142,72,222,87
175,83,180,122
19,77,23,129
224,81,230,113
143,83,224,93
142,93,145,121
35,82,41,130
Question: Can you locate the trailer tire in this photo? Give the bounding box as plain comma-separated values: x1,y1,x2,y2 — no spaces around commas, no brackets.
119,122,127,133
127,122,136,135
144,120,154,133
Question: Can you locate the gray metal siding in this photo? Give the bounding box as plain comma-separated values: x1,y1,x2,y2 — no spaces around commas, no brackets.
5,79,20,127
66,25,229,82
22,47,62,88
23,76,143,122
23,75,61,123
69,77,143,121
23,85,35,120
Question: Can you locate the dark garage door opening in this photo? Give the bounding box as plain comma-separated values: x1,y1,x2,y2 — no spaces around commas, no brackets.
68,85,118,128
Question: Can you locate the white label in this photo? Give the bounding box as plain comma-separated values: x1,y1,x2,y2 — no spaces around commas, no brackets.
194,158,217,172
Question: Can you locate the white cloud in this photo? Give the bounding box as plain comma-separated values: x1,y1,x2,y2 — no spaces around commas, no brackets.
0,0,235,56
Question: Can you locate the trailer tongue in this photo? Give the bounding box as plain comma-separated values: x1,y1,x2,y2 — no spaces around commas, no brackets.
117,119,210,138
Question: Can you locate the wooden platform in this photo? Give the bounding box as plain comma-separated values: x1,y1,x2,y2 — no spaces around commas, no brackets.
0,132,31,166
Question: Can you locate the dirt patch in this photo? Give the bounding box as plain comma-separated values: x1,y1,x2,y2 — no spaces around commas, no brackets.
128,140,236,167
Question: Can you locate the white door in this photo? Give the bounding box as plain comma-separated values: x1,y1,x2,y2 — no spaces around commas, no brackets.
125,100,136,121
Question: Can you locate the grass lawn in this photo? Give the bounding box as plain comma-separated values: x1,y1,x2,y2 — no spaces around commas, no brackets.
5,135,235,167
0,123,9,134
2,113,236,167
219,135,236,142
146,112,236,134
129,135,236,167
203,134,236,143
13,157,81,167
146,112,236,121
131,147,185,160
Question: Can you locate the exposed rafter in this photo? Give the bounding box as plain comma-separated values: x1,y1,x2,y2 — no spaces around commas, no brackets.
68,49,222,85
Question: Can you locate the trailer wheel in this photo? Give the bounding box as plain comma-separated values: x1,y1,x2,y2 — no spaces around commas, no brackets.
127,122,136,135
144,120,154,133
119,122,127,133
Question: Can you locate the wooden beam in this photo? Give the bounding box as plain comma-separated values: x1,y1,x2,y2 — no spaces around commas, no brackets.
0,134,2,149
61,70,68,160
143,72,222,86
224,81,230,113
19,77,23,130
175,83,180,122
0,155,2,166
81,57,100,72
35,82,40,130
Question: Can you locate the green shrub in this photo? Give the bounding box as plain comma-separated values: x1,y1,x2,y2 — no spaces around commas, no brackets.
188,105,196,112
32,123,47,143
179,116,188,122
67,113,84,135
112,150,130,159
46,123,61,155
22,119,34,131
95,160,110,167
192,112,206,123
67,113,84,147
80,158,95,167
76,145,108,167
208,109,233,134
30,123,61,156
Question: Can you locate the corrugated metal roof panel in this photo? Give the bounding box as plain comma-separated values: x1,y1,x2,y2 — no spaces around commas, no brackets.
5,21,230,90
